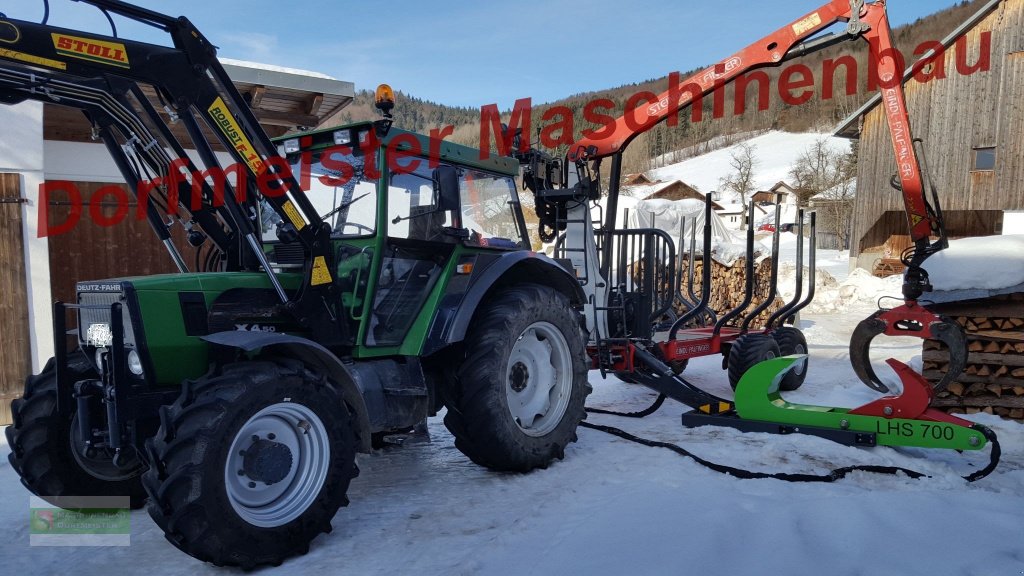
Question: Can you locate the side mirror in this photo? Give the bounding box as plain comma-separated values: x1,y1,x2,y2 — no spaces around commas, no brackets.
433,166,460,212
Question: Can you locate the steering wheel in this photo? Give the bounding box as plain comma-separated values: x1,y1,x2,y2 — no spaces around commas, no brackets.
337,222,374,236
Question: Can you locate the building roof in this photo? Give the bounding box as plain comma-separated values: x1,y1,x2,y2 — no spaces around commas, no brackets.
634,180,725,210
45,58,354,143
221,59,355,130
623,173,656,186
833,0,1003,139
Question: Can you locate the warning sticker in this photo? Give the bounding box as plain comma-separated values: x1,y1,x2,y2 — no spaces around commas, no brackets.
910,214,924,227
311,256,333,286
792,13,822,36
281,200,306,231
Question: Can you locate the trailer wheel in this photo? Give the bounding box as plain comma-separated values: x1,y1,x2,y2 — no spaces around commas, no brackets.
772,327,808,391
444,284,590,472
6,353,147,509
142,360,358,569
727,334,782,391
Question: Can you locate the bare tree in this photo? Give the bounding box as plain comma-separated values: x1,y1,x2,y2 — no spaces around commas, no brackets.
795,138,858,249
788,137,848,206
719,142,759,228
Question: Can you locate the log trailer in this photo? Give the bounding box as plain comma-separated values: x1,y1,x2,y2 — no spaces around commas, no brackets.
0,0,1000,568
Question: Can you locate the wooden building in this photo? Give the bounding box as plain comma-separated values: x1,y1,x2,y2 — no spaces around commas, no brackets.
835,0,1024,269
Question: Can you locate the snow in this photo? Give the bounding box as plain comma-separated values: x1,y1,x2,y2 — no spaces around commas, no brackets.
648,131,851,195
924,235,1024,292
3,289,1023,575
219,58,336,80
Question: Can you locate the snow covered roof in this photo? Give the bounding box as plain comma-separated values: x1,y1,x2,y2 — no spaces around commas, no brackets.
923,235,1024,302
715,203,745,214
219,59,355,129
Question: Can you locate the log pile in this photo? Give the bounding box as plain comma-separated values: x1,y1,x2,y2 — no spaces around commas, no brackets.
923,293,1024,421
675,257,785,327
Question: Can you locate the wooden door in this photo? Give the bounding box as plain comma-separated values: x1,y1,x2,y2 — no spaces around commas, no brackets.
0,174,31,425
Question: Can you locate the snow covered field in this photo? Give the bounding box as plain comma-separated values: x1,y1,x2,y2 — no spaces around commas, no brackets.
648,131,851,194
2,250,1022,575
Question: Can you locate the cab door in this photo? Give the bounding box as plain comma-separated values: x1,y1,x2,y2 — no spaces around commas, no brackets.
363,158,459,348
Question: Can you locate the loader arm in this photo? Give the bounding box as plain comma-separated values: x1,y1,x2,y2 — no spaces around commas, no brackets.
0,0,348,345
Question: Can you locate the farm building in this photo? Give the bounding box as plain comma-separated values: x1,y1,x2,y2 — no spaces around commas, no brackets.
0,60,352,424
836,0,1024,270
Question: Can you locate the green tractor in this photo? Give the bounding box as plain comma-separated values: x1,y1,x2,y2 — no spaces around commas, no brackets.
2,2,589,568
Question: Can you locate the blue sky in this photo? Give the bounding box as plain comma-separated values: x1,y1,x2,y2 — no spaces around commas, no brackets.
5,0,962,108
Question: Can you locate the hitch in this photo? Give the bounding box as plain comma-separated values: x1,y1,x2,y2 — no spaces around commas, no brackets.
849,303,967,393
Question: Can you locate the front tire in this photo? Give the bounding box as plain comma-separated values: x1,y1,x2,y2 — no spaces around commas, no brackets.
142,360,358,569
444,284,590,472
6,353,147,509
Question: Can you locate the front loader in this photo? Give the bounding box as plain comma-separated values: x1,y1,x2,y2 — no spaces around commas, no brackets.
1,1,591,567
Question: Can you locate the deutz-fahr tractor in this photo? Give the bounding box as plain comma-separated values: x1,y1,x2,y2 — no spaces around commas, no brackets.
1,1,589,567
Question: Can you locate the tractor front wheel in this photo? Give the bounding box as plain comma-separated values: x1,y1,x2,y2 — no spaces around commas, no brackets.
142,360,358,569
444,284,590,472
6,353,147,509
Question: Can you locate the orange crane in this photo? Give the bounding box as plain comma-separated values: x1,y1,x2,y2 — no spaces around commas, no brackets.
522,0,965,397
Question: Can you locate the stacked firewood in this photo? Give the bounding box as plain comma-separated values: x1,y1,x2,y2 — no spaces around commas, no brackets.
676,257,785,327
923,293,1024,421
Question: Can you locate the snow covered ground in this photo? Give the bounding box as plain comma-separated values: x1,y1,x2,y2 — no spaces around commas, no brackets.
648,131,851,195
2,249,1022,575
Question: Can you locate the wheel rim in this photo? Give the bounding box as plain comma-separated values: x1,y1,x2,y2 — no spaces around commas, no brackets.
224,403,330,528
69,413,142,482
505,321,573,438
792,343,808,376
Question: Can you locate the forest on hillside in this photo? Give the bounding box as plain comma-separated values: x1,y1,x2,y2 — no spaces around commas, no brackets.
326,0,987,177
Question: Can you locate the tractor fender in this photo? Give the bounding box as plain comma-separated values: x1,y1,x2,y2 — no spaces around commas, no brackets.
201,331,373,452
422,251,585,356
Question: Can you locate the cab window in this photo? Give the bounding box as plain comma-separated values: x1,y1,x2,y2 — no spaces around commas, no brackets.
387,161,453,241
460,170,523,247
262,147,379,242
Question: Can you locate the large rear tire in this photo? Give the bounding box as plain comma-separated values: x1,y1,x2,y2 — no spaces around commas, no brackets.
142,359,359,569
6,353,147,509
727,334,782,391
772,327,808,391
443,284,590,472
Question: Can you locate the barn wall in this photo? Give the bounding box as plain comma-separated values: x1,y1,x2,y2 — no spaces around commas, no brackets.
851,0,1024,257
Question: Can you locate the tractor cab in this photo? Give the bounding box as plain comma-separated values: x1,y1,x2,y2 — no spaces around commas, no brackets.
262,121,530,354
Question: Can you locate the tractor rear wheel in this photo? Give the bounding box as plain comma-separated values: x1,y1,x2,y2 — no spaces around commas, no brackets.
772,327,808,391
142,360,358,569
444,284,590,472
727,334,782,391
6,352,147,509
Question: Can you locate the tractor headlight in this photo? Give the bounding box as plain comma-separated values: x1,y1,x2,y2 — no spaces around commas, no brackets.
127,349,144,376
86,323,114,347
